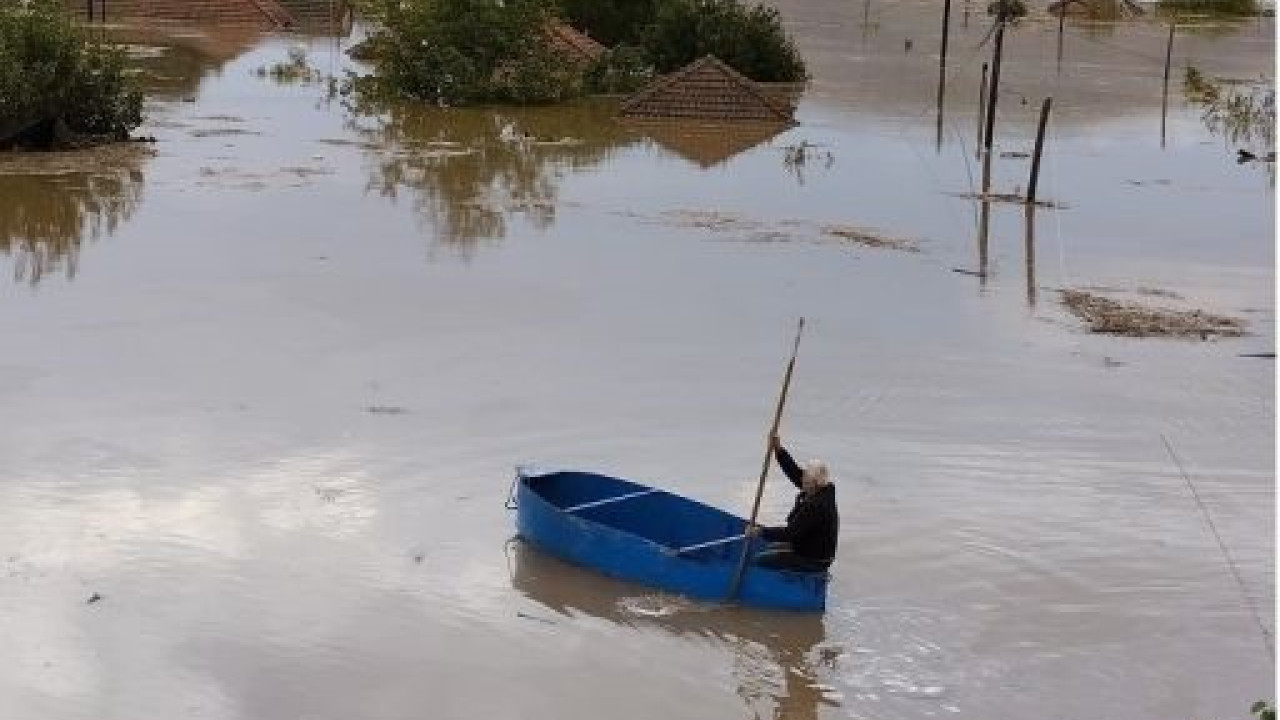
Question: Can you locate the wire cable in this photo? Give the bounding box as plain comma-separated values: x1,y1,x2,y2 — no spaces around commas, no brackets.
1161,433,1276,664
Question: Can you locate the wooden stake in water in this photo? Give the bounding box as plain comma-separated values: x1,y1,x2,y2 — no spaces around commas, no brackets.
976,63,989,159
936,0,952,153
1027,97,1053,204
727,318,805,602
1023,205,1037,306
1160,22,1176,148
977,198,991,283
981,22,1006,195
1056,10,1066,72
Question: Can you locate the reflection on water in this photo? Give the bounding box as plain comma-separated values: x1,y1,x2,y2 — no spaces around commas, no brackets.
351,100,639,251
0,145,150,285
111,26,263,100
507,539,840,720
624,119,793,170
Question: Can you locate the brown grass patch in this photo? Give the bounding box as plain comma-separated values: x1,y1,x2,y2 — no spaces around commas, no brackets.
1060,289,1246,339
822,225,918,252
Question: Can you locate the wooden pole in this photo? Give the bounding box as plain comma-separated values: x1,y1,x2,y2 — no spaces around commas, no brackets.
1027,97,1052,204
981,22,1006,196
727,318,806,602
976,62,988,159
1056,10,1066,71
977,198,991,283
940,0,953,72
1024,205,1037,306
936,0,952,153
1160,22,1175,148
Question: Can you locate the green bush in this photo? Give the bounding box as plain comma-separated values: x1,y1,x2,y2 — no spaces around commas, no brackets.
356,0,806,106
637,0,806,82
557,0,663,47
0,0,142,143
356,0,579,106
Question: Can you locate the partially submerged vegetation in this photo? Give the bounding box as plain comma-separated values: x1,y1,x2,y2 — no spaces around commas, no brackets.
1158,0,1261,16
1183,67,1275,156
1059,289,1246,339
350,0,805,106
255,46,327,85
0,0,143,150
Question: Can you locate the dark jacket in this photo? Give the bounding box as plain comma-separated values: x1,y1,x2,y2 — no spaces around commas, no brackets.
761,445,838,566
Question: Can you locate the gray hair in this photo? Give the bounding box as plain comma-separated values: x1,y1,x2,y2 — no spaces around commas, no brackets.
803,460,830,487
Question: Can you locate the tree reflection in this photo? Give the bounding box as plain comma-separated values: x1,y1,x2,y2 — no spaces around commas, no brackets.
103,25,263,101
349,99,639,254
0,145,149,285
506,538,841,720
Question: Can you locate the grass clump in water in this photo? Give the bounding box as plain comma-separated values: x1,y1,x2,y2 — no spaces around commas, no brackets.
1059,289,1246,339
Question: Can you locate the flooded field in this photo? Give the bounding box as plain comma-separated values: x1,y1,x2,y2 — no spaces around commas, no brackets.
0,1,1274,719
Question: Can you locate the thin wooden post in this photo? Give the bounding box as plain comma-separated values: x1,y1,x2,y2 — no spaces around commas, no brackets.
936,0,952,153
1056,10,1066,71
1027,97,1052,204
1160,22,1175,148
940,0,953,71
976,62,988,159
977,198,991,284
981,22,1006,195
1024,205,1037,306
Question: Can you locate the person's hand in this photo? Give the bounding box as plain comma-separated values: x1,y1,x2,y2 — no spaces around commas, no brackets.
769,433,780,450
745,524,762,538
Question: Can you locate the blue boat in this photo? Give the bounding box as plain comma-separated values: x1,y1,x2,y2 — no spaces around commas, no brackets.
512,466,829,612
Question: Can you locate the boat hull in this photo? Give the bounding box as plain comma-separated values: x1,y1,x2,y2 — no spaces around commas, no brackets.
514,468,828,612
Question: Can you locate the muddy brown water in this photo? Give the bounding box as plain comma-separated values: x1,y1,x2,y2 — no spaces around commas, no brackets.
0,2,1274,719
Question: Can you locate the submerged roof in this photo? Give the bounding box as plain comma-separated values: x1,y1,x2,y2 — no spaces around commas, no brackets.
618,55,796,123
545,21,607,66
70,0,296,28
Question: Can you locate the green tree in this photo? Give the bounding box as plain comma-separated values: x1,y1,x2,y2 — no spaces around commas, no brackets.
358,0,577,105
556,0,662,47
0,0,142,144
637,0,806,82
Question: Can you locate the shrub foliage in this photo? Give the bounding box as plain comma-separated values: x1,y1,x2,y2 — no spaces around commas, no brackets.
356,0,805,106
0,0,142,143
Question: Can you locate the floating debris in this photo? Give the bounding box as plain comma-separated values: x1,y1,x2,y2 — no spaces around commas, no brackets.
823,225,919,252
189,128,262,138
950,191,1064,209
516,611,557,625
1060,289,1246,339
365,405,409,415
86,592,102,604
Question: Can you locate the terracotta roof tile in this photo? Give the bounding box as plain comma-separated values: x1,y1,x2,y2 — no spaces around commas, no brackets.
618,55,796,123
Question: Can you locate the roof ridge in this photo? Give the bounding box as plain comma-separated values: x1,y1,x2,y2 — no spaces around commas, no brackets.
697,55,793,120
618,55,794,121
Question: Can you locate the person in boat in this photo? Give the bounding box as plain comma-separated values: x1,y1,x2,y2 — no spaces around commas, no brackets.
748,434,838,573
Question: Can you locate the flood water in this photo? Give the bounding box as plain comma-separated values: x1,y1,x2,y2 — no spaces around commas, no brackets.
0,2,1274,719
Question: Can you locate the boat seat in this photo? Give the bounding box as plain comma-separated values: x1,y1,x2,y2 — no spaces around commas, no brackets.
563,489,658,513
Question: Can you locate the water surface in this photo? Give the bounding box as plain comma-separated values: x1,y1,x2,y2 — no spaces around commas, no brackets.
0,3,1273,719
